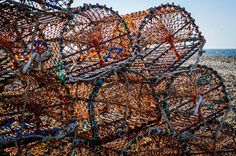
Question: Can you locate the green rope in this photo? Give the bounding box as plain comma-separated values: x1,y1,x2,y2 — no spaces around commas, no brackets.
197,72,212,86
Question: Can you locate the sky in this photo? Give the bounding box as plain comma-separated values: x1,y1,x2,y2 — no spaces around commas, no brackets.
72,0,236,49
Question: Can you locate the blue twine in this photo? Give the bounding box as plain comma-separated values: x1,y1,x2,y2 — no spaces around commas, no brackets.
34,40,40,47
49,0,60,2
104,47,123,62
5,118,16,128
52,127,61,132
45,2,62,10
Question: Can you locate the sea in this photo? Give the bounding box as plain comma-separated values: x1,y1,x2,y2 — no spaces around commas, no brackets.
203,49,236,57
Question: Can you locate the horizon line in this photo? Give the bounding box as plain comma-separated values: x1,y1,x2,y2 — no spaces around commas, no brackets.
204,48,236,49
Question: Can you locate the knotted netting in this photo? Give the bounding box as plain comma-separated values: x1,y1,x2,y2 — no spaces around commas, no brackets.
0,1,235,155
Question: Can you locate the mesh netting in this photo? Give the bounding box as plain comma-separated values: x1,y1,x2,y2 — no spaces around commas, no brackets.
0,1,235,155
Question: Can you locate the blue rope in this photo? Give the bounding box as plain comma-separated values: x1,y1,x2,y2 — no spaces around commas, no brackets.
104,47,123,62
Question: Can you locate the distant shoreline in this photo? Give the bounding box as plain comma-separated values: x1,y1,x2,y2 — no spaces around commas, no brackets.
205,48,236,50
197,49,236,57
192,55,236,59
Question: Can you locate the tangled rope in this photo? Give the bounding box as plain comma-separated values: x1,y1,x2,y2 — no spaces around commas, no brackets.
0,1,235,155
